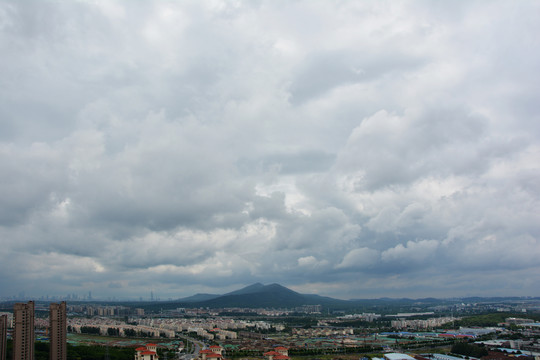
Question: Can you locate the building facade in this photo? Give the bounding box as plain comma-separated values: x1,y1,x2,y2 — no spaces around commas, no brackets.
135,344,159,360
13,301,35,360
0,314,7,360
49,302,67,360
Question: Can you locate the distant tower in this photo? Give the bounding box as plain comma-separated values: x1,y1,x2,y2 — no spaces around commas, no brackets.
49,301,67,360
13,301,35,360
0,314,7,360
150,291,154,301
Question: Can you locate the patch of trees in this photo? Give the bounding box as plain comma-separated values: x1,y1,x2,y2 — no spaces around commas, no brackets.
4,340,135,360
122,328,153,337
80,326,101,334
278,316,319,328
451,342,488,358
218,311,258,317
135,331,152,338
288,345,382,356
227,349,263,358
108,327,121,336
448,312,540,328
68,344,134,360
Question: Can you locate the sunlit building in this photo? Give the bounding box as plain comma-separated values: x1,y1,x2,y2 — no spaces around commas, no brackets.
264,347,289,360
199,345,224,360
135,343,159,360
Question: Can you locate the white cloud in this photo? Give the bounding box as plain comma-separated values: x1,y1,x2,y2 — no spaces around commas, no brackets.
336,248,380,270
381,240,440,264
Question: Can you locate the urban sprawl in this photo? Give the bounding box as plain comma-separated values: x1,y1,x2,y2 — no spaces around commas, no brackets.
1,299,540,360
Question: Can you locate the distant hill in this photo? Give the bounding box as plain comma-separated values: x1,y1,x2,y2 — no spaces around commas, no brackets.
176,293,220,302
167,283,351,309
199,283,308,308
223,282,266,296
130,284,540,312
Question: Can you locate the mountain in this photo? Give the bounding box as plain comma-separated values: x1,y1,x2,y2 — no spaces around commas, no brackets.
198,283,309,308
127,284,540,312
223,282,266,296
166,283,351,309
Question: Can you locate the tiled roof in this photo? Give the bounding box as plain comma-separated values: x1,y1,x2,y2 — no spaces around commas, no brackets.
206,354,223,358
274,355,290,360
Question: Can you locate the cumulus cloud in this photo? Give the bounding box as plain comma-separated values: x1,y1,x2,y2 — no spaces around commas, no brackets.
336,248,380,270
1,0,539,299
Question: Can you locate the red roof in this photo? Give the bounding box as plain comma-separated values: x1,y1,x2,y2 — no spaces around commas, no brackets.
210,345,222,348
141,351,157,355
200,350,214,353
274,356,290,360
275,347,288,350
136,347,147,351
264,351,281,356
147,343,157,346
206,354,222,358
438,333,455,338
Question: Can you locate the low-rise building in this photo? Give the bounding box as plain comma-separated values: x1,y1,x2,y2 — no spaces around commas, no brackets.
135,343,159,360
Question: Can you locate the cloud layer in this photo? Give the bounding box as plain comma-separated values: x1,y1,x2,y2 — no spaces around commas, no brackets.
1,0,539,300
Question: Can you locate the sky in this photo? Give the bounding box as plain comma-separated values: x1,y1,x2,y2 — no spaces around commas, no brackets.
0,0,539,301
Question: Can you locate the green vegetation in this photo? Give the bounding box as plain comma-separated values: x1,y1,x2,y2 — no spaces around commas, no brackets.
80,326,101,334
226,346,383,359
289,345,382,356
335,319,391,329
451,342,488,358
447,312,540,328
67,343,135,360
108,327,121,336
4,340,135,360
278,316,319,328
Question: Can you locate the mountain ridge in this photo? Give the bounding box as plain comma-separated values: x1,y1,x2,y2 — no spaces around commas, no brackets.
158,283,540,311
169,283,351,309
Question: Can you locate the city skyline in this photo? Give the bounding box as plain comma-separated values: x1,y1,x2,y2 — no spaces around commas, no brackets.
0,1,539,301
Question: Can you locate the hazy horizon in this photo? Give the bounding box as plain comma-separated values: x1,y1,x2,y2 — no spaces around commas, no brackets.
4,281,540,303
1,1,539,301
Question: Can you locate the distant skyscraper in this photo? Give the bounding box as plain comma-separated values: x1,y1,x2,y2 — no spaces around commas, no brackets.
0,314,7,360
49,302,67,360
13,301,34,360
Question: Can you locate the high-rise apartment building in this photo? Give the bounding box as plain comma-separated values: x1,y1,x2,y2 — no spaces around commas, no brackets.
13,301,34,360
0,314,7,360
49,302,67,360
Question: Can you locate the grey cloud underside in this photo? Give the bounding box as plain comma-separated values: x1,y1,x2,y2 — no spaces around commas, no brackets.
0,0,539,299
289,50,424,105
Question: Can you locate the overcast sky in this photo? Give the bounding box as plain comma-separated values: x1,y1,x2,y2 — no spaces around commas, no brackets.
1,0,539,301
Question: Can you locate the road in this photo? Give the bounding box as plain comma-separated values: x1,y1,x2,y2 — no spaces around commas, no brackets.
176,334,204,360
